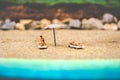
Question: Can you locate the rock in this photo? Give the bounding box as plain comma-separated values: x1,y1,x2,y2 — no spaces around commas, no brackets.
102,13,117,24
61,18,73,24
0,20,3,29
52,19,62,24
15,23,25,30
52,19,68,29
20,19,33,30
40,19,51,29
118,20,120,30
81,18,103,30
68,19,81,29
20,19,33,25
102,23,118,31
29,21,41,30
54,8,65,20
1,18,16,30
81,18,87,24
19,19,33,29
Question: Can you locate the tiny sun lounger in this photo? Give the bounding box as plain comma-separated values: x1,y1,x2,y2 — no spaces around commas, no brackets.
38,45,48,49
68,44,85,49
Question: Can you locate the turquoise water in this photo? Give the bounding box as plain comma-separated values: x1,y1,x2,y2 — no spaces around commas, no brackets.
0,58,120,79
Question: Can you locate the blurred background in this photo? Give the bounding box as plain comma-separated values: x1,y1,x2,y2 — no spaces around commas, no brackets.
0,0,120,20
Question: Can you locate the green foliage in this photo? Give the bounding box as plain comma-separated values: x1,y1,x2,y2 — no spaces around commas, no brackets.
0,0,120,7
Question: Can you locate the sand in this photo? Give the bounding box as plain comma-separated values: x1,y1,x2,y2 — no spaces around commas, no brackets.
0,30,120,59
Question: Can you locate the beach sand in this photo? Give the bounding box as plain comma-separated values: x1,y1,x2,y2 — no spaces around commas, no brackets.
0,30,120,59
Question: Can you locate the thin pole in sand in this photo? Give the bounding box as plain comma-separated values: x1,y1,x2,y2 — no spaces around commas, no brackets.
53,28,56,46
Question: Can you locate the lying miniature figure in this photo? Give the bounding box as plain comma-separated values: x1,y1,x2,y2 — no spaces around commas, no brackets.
38,35,48,49
68,41,85,49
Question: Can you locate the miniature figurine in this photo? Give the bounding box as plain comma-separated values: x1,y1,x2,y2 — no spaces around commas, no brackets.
68,41,85,49
38,35,48,49
40,35,46,46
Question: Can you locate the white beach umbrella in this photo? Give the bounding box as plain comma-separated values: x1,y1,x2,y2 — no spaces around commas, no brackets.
45,24,61,29
45,24,59,46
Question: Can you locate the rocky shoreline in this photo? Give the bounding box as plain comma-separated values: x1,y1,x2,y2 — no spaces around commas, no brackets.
0,2,120,21
0,2,120,30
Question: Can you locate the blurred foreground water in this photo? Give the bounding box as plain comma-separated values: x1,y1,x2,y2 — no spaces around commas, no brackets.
0,58,120,79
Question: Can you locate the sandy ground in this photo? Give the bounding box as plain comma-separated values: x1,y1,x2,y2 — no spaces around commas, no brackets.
0,30,120,59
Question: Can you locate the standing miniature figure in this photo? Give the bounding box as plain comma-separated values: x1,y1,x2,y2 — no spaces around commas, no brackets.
38,35,48,49
40,35,46,46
